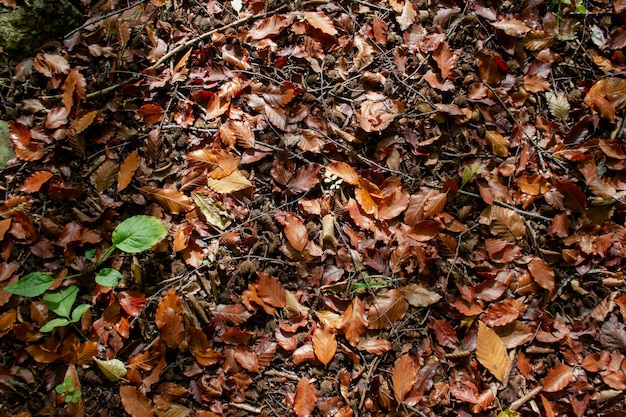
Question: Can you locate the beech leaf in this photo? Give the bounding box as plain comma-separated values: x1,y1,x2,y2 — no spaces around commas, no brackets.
392,354,418,403
294,377,317,417
206,170,253,193
302,11,338,36
275,211,308,252
117,150,140,192
95,358,127,382
528,258,556,292
119,385,155,417
155,289,185,350
475,321,511,383
400,284,441,307
543,364,574,392
367,289,409,329
312,326,337,365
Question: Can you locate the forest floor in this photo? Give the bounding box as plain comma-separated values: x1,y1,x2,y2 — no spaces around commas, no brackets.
1,0,626,416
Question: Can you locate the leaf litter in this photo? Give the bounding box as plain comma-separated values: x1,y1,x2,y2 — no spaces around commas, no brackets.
0,0,626,416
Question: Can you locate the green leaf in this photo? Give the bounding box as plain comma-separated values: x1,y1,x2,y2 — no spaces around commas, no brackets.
40,317,71,332
95,268,122,287
55,384,67,394
0,120,15,170
85,248,96,260
4,272,54,297
71,304,91,323
498,411,520,417
43,285,79,317
112,215,168,254
461,162,482,187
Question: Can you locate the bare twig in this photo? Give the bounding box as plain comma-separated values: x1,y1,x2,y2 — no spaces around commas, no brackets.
228,402,263,413
509,385,543,411
65,0,151,37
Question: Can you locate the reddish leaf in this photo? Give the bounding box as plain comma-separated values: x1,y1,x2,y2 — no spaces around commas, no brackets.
275,211,308,252
184,149,239,179
367,289,409,329
340,298,368,346
247,15,293,40
325,161,360,185
429,317,458,348
93,159,119,193
302,11,338,36
234,346,259,372
9,121,44,161
491,19,532,36
33,53,70,77
117,150,140,192
356,337,392,354
256,272,286,309
543,364,575,392
211,304,252,326
119,385,155,417
312,326,337,365
528,258,555,292
137,103,165,125
118,291,147,317
45,107,68,129
287,164,322,194
294,377,317,417
482,301,520,327
392,354,418,403
155,289,186,350
434,41,455,80
62,69,87,112
373,16,388,45
20,171,54,193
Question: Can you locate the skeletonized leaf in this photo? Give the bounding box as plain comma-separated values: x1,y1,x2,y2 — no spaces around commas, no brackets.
392,354,418,403
400,284,441,307
94,358,127,382
275,211,308,252
155,289,185,350
476,321,511,383
312,326,337,365
140,186,194,214
294,378,317,417
302,11,337,36
367,289,409,329
206,170,253,193
119,385,155,417
528,258,555,292
546,91,570,121
117,150,140,193
543,364,574,392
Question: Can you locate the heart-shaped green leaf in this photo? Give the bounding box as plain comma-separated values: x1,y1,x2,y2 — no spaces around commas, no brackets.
5,272,54,297
95,268,122,287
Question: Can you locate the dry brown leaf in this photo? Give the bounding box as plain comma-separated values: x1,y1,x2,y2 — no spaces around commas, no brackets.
62,69,86,113
485,130,510,157
392,354,418,403
325,161,360,185
117,150,140,193
542,364,574,392
340,298,368,346
206,170,253,193
294,377,317,417
93,159,119,193
140,186,194,214
184,149,240,179
528,258,556,292
20,171,54,193
491,19,532,36
483,205,527,241
396,0,416,30
584,77,626,122
64,364,85,417
356,337,392,354
256,272,286,309
313,326,337,366
434,41,455,80
275,211,308,252
400,284,441,307
475,322,511,384
69,110,99,134
155,289,186,350
353,35,374,71
302,11,337,36
119,385,155,417
367,289,408,329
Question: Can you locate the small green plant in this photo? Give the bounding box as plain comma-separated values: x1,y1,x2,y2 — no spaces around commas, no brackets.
5,215,168,332
55,377,82,403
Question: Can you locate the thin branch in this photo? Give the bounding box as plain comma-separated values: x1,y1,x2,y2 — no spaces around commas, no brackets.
65,0,151,37
509,385,543,411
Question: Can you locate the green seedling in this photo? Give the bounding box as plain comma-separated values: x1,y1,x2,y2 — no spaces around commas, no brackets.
55,377,82,404
5,215,168,332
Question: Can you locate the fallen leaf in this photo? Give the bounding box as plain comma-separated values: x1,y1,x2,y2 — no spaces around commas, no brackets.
400,284,441,307
475,321,511,383
155,289,186,350
120,385,155,417
256,272,286,309
367,289,409,329
302,11,338,36
206,170,253,193
140,186,194,214
117,150,140,193
392,354,418,403
95,358,127,382
485,130,510,157
542,364,574,392
20,171,54,193
294,377,317,417
528,258,555,292
313,326,337,365
340,297,368,346
491,19,532,36
275,211,308,252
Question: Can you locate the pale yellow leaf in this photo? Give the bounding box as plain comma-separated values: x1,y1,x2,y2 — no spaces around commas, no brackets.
206,170,253,193
94,358,127,382
475,322,511,383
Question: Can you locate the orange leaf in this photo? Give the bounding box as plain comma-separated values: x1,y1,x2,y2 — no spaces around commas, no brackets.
356,337,392,354
184,149,240,179
516,175,550,195
475,321,511,383
400,284,441,307
69,110,99,134
140,186,193,214
584,77,626,122
206,170,253,193
234,346,260,373
137,103,164,125
188,326,221,367
485,130,510,157
155,289,185,350
294,377,317,417
312,326,337,365
491,19,532,36
392,354,418,403
119,385,155,417
542,364,574,392
248,15,293,40
325,161,360,185
204,93,231,120
62,69,86,113
117,150,140,193
20,171,54,193
528,258,555,292
256,272,286,309
33,53,70,77
340,298,368,346
367,289,408,329
302,11,338,36
93,159,119,193
275,211,308,252
64,364,86,417
482,301,519,327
